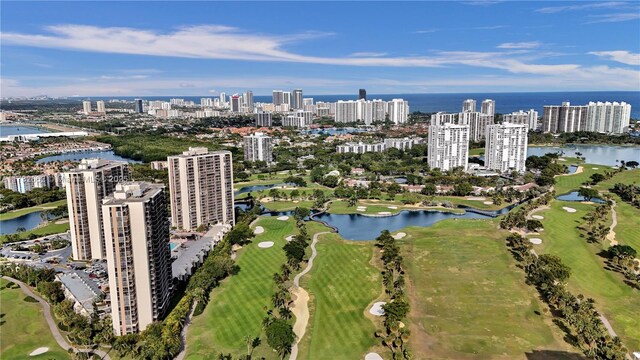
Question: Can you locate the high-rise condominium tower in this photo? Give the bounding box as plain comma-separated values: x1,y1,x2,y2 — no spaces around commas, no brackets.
462,99,476,113
83,101,92,115
244,90,254,111
359,89,367,100
388,99,409,124
102,182,172,335
65,159,129,260
96,100,106,114
272,90,284,106
292,89,303,109
244,132,273,163
134,99,144,113
481,99,495,116
428,124,470,171
255,111,272,127
485,123,528,173
167,148,234,231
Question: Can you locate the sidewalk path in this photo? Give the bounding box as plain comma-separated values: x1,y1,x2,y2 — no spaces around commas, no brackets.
2,275,111,360
289,231,330,360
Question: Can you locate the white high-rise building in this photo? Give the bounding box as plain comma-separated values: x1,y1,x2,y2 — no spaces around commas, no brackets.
283,92,292,107
200,98,213,107
585,101,631,134
244,132,273,163
102,182,172,335
83,101,92,115
503,109,538,130
388,99,409,124
485,123,528,173
96,100,106,114
462,99,476,113
481,99,495,116
293,89,303,109
336,100,358,123
431,112,457,125
168,148,234,231
303,98,314,107
65,159,129,260
428,124,469,171
244,91,254,111
255,111,272,127
230,95,241,112
542,102,588,133
219,92,226,104
458,112,493,142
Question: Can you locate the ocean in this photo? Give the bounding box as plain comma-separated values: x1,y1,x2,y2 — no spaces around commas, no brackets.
97,91,640,118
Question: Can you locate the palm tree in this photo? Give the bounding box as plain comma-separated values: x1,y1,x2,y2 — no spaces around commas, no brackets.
279,306,292,320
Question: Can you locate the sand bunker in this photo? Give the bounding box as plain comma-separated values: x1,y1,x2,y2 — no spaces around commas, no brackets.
29,348,49,356
592,167,599,170
483,201,494,205
529,238,542,245
54,219,69,224
357,206,367,212
531,215,544,220
285,235,295,242
393,232,406,240
369,302,386,316
377,212,392,216
388,206,398,209
258,241,274,248
559,158,567,161
467,197,486,201
562,207,577,213
277,216,289,221
365,353,383,360
254,226,264,235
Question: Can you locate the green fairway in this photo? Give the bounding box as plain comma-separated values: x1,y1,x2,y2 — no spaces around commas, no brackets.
0,279,69,360
297,233,384,360
261,200,315,211
554,163,611,195
400,219,577,359
537,201,640,351
0,199,67,221
469,147,484,156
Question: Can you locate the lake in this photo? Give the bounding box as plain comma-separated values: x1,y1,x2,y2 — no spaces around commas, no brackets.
0,125,50,136
0,211,51,235
37,150,140,163
556,191,606,204
314,210,491,241
527,145,640,166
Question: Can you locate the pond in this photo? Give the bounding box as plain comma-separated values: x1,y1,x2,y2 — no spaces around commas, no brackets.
313,210,492,241
567,165,578,174
527,145,640,166
0,125,50,136
556,191,606,204
234,183,285,196
37,150,140,163
0,211,54,235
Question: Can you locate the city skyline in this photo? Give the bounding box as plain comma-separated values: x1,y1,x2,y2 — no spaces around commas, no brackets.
1,1,639,97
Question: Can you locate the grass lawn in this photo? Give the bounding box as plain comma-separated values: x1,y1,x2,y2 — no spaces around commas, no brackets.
433,196,514,210
1,220,70,242
0,279,69,359
0,199,67,221
260,200,315,211
297,233,384,360
554,163,612,195
537,201,640,351
186,217,328,359
400,219,578,359
469,147,485,156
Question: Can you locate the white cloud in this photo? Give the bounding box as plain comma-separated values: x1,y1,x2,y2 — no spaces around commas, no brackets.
348,52,388,57
586,12,640,23
497,42,542,49
536,2,629,14
590,50,640,65
413,29,439,34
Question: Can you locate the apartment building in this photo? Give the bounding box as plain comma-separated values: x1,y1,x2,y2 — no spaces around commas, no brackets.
243,132,273,163
484,123,528,173
428,124,470,171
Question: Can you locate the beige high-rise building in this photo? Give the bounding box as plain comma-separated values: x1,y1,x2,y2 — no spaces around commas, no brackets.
65,159,129,260
168,148,234,231
96,100,106,114
102,182,172,335
82,100,92,115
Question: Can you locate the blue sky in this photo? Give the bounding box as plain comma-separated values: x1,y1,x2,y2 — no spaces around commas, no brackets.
1,1,639,97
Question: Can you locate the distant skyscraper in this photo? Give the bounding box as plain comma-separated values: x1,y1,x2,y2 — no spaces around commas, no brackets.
244,90,254,111
65,159,129,260
96,100,106,114
336,100,358,123
485,123,528,173
272,90,284,105
293,89,303,109
458,111,493,142
428,124,469,171
230,95,241,112
542,102,588,133
503,109,538,130
283,92,292,107
102,182,172,335
481,99,495,117
462,99,476,113
134,99,144,113
83,100,92,115
255,111,272,127
244,132,273,163
359,89,367,100
168,148,234,231
219,92,226,104
584,101,631,134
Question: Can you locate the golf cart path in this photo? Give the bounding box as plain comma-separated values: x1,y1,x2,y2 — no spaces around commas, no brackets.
2,276,111,360
606,200,618,245
289,231,331,360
